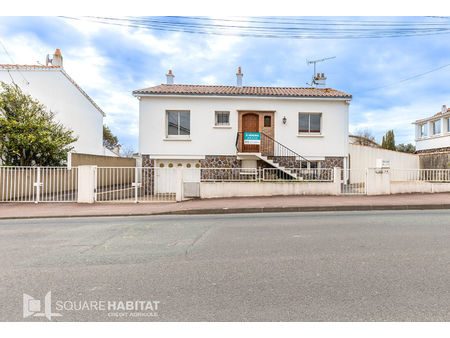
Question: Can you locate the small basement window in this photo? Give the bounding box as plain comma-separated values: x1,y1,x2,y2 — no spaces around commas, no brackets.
215,111,230,126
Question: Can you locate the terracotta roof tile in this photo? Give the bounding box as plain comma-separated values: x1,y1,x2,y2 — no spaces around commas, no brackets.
133,84,352,99
0,64,60,69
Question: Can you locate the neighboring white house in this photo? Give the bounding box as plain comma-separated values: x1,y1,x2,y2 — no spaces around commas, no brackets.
413,105,450,153
134,68,352,177
0,49,105,156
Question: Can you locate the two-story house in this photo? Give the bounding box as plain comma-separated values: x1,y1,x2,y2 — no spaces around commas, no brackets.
134,68,352,178
0,49,106,156
413,105,450,154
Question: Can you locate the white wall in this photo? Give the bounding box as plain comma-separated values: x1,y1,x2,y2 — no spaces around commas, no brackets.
349,143,420,169
139,95,349,160
0,70,104,156
416,134,450,151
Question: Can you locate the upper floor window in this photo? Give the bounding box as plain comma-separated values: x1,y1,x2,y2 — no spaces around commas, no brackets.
299,113,321,134
167,111,190,137
420,123,427,138
432,120,441,135
215,111,230,126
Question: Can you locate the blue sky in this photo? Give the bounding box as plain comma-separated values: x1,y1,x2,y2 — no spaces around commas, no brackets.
1,16,449,151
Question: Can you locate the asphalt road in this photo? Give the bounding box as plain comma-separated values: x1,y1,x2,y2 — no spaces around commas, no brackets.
0,210,449,321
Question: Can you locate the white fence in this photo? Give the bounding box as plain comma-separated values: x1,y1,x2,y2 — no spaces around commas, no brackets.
340,168,367,195
391,169,450,182
2,166,450,203
0,166,78,202
95,167,178,202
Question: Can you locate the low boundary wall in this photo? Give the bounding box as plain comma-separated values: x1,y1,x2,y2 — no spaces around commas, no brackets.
200,181,340,198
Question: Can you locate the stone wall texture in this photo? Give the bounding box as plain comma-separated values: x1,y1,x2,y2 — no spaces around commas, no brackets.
142,155,155,195
419,153,450,169
416,147,450,154
200,155,241,168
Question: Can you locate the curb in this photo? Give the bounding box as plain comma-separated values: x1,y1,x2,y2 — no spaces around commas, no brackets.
0,204,449,220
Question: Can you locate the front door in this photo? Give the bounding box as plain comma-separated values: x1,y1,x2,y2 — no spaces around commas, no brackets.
242,113,260,152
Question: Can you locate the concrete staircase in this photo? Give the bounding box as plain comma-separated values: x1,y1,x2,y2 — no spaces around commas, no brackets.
256,154,298,179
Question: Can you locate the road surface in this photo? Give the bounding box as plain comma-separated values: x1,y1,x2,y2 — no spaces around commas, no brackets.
0,210,449,321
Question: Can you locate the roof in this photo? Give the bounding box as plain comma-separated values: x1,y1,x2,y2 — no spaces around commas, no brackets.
0,64,60,70
0,64,105,117
414,108,450,124
133,84,352,99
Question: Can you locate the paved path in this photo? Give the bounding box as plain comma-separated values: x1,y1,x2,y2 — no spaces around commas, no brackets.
1,210,450,321
0,193,449,219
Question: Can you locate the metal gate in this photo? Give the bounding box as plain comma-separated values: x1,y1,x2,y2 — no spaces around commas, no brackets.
340,168,367,195
95,167,178,202
0,166,78,202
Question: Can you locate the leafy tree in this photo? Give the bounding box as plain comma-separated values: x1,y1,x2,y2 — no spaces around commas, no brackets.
381,130,396,151
103,125,119,150
0,82,78,166
396,143,416,153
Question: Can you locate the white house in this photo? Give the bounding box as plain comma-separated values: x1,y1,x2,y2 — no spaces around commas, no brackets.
0,49,105,156
413,105,450,153
134,68,352,177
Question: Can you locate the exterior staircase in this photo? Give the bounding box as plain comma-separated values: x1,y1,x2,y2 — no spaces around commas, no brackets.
235,131,311,180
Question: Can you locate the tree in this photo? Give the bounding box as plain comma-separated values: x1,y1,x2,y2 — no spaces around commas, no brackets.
103,125,119,150
120,145,135,158
353,129,379,147
381,130,396,151
396,143,416,153
0,82,78,166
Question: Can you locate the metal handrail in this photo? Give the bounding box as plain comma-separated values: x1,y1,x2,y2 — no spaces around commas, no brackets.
236,131,310,164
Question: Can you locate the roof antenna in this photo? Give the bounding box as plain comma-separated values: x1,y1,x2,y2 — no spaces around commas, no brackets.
306,56,336,87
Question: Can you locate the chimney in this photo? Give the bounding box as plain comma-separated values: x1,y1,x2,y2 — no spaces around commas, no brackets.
50,49,63,67
442,105,447,114
315,73,327,88
236,67,243,88
166,70,175,85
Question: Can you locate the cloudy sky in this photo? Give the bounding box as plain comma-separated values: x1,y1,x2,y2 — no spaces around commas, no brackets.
1,16,449,150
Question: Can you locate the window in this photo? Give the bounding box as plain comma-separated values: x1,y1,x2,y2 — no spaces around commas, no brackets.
167,111,190,136
301,161,308,169
447,118,450,133
432,120,441,135
309,161,318,169
264,116,271,127
420,124,428,137
215,111,230,126
299,113,321,133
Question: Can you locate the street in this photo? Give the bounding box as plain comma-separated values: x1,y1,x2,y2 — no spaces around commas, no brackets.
1,210,450,321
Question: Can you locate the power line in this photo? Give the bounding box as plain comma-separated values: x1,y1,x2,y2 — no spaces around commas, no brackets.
60,16,450,40
0,39,29,85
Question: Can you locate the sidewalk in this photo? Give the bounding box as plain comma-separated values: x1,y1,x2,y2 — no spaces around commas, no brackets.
0,193,449,220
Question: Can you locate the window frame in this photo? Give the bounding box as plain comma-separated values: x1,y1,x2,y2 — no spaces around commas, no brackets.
166,110,190,138
214,111,230,126
432,120,441,135
420,123,428,138
264,115,272,127
298,113,322,134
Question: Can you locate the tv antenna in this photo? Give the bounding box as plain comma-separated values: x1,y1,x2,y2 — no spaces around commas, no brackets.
306,56,336,86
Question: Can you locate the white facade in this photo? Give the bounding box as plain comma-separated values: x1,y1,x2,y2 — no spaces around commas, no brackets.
413,106,450,152
138,95,350,162
0,61,105,156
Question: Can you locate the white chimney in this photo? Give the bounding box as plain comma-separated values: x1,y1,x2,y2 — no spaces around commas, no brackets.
236,67,243,88
46,49,63,68
314,72,326,88
441,105,447,114
166,70,174,85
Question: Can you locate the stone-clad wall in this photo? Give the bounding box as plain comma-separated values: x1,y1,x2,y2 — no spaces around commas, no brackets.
142,155,155,195
321,157,344,169
416,147,450,154
200,156,241,168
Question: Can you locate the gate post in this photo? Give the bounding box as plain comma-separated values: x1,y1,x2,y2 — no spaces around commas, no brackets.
34,167,41,203
176,167,184,202
333,167,341,195
77,165,97,203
